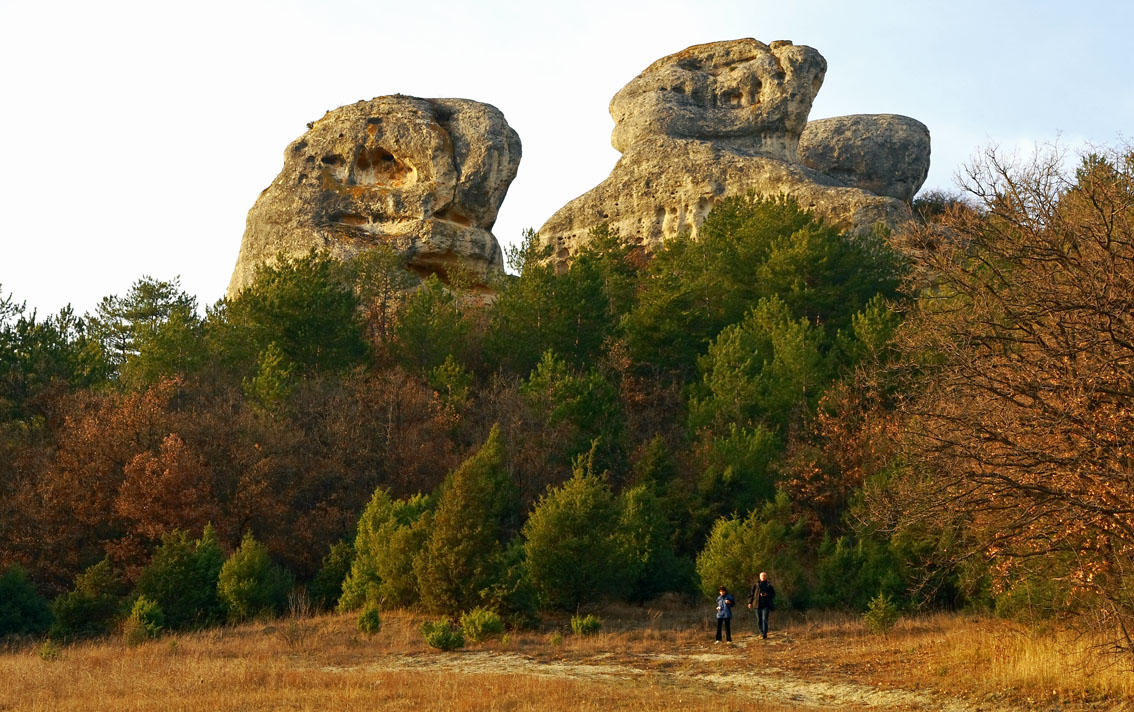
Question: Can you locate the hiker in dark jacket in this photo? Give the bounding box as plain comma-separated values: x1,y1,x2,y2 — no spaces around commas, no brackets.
714,585,735,643
747,571,775,639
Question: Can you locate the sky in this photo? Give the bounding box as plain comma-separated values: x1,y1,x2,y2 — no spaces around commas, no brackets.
1,0,1131,317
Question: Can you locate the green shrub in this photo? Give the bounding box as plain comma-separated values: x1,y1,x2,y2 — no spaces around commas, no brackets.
523,458,628,610
339,490,431,611
570,613,602,636
814,536,906,611
123,596,165,645
50,558,124,640
547,631,564,647
414,426,518,614
309,540,354,610
993,572,1068,623
38,639,62,661
356,606,382,636
134,525,224,630
217,532,293,621
694,493,810,608
478,540,539,628
0,564,52,637
421,619,465,651
616,483,684,603
460,607,504,643
863,593,901,635
355,583,382,636
888,523,970,610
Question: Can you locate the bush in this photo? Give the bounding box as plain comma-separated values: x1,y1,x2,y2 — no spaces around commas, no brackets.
217,532,293,621
993,570,1069,623
814,536,906,611
38,639,62,661
863,593,901,635
309,540,354,610
421,619,465,651
523,458,627,610
357,606,382,636
0,564,52,637
616,483,684,603
339,490,431,611
570,613,602,636
134,525,225,630
50,558,124,640
460,607,504,643
694,493,810,608
478,540,539,628
123,596,165,645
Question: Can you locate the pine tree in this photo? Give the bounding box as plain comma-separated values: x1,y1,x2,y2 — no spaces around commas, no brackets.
339,490,432,611
413,426,517,613
523,453,628,610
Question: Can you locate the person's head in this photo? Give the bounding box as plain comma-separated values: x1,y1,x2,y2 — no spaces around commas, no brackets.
718,585,727,595
759,571,768,582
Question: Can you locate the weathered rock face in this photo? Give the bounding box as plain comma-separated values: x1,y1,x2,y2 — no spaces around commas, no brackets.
228,96,520,297
610,38,827,161
538,39,928,268
539,136,912,266
799,114,930,203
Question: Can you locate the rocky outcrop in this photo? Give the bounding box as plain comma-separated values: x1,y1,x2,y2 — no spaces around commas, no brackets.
538,39,929,268
799,114,930,203
609,38,827,161
228,96,520,297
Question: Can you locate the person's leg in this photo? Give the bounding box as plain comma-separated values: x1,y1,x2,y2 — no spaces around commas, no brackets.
724,617,732,642
715,617,723,642
758,608,769,637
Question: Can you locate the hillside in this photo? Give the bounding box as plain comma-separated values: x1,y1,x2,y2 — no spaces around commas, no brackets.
3,606,1130,711
2,140,1133,691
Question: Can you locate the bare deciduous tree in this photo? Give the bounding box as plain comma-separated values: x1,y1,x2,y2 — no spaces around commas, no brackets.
891,142,1134,636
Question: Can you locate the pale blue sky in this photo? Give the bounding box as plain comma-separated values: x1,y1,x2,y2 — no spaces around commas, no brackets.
1,0,1131,315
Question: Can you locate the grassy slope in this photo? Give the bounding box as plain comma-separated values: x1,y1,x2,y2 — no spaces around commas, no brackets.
2,605,1131,711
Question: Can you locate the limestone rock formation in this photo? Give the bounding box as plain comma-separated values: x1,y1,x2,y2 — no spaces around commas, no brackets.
538,39,928,268
799,114,931,203
228,96,521,296
610,38,827,161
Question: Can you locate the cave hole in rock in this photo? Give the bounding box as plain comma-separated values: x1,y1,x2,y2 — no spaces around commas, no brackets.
434,206,471,227
332,212,368,227
321,154,348,182
351,147,412,187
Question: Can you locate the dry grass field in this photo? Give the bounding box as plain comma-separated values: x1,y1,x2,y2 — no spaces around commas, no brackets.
2,603,1132,711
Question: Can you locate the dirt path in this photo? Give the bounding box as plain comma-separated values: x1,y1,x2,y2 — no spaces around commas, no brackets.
321,645,1019,712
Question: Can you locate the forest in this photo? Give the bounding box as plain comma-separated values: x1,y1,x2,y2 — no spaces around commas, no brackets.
1,144,1132,646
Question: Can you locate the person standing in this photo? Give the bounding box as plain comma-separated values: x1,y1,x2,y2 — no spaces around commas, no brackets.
714,585,735,643
747,571,775,639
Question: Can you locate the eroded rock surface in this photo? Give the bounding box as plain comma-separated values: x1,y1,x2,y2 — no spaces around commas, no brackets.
610,38,827,160
799,114,930,202
228,96,520,296
538,39,927,268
